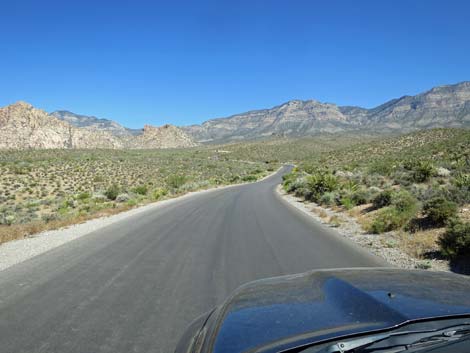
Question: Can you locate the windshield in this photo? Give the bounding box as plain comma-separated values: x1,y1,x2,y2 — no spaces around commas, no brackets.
298,322,470,353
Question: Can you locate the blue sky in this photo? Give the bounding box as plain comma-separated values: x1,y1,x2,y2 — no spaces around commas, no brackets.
1,0,469,128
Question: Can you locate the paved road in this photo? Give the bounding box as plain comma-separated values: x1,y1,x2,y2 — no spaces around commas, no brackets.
0,166,386,353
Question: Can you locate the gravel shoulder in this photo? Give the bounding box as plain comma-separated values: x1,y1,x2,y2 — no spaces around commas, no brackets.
0,171,279,272
276,185,450,272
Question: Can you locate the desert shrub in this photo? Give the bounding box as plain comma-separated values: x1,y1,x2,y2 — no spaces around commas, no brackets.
132,185,148,195
370,207,414,234
0,214,16,226
104,184,120,200
341,180,359,193
340,196,355,210
305,171,338,202
453,173,470,188
92,193,107,203
447,184,470,205
41,214,58,223
126,199,138,207
166,175,187,189
369,190,418,233
152,187,168,200
392,171,413,187
372,189,393,209
230,175,241,183
241,174,257,182
287,177,307,194
319,192,337,206
116,193,130,203
295,187,313,200
179,182,199,192
368,161,394,176
63,199,77,208
351,188,372,206
76,192,90,200
391,189,418,213
411,161,435,183
93,175,105,183
439,219,470,258
423,197,458,226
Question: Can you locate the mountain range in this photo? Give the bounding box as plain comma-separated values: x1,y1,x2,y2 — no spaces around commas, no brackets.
182,81,470,142
0,81,469,149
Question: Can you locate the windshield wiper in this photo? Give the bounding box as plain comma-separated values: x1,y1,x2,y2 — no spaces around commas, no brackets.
313,324,470,353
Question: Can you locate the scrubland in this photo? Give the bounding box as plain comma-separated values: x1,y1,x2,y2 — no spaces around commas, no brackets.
0,148,276,243
1,128,468,270
279,129,470,270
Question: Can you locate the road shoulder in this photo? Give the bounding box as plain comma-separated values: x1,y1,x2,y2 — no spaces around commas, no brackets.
275,185,450,272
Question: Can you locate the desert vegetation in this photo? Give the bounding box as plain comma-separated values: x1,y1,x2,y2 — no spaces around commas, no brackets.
1,128,468,267
280,129,470,265
0,148,277,244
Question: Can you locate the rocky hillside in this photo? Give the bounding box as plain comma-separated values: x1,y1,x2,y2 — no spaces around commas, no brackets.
0,102,196,150
123,124,197,149
183,81,470,142
51,110,141,136
0,102,123,149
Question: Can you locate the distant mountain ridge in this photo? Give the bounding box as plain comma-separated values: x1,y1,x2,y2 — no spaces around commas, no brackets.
1,81,469,148
0,103,196,150
182,81,470,142
51,110,142,137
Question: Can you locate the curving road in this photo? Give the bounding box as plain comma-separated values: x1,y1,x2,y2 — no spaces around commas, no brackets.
0,166,386,353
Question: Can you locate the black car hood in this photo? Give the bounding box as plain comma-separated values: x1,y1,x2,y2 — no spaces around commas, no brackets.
208,268,470,353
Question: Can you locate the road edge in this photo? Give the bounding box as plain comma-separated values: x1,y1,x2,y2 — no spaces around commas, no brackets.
0,167,284,272
274,184,451,272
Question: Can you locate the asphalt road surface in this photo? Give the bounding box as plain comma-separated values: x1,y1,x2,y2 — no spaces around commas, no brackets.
0,166,386,353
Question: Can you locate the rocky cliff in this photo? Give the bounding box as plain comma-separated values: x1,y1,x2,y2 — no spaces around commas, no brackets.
0,103,196,150
123,124,197,149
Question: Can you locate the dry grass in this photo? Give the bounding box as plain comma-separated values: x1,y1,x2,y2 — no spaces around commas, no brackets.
0,203,135,245
397,228,444,259
328,215,343,227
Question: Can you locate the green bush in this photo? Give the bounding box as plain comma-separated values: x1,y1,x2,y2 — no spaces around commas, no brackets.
76,192,90,200
126,199,138,207
319,192,337,206
391,189,418,213
372,189,393,209
351,188,371,206
369,190,418,233
453,173,470,188
305,171,338,202
166,175,187,189
368,161,394,176
287,178,307,194
370,207,414,234
340,196,355,210
411,161,435,183
439,219,470,258
295,186,313,200
152,188,168,200
423,197,458,226
104,184,120,200
132,185,148,195
241,174,258,182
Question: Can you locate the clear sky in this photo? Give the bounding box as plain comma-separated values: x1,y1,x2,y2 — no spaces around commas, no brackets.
1,0,469,128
